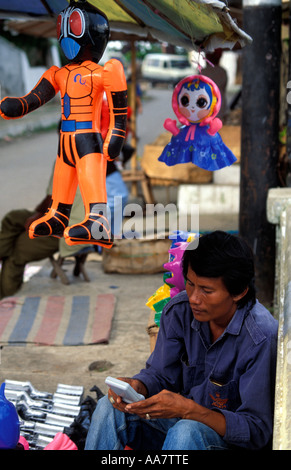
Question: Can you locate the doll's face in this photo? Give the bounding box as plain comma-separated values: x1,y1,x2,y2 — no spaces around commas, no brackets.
177,82,213,123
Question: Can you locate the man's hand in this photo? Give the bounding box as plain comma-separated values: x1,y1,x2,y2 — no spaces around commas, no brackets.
125,389,191,420
107,377,148,413
107,383,226,437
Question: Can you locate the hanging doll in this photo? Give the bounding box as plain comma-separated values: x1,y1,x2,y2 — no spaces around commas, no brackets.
0,0,127,248
158,75,236,171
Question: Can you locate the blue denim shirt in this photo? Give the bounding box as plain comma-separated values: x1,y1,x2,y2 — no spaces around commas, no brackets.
134,291,278,450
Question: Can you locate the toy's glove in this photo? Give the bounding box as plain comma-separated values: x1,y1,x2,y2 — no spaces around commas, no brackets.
0,97,26,120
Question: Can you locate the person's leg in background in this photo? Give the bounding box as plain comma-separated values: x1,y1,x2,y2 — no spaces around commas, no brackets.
0,209,34,259
106,170,129,238
0,222,59,299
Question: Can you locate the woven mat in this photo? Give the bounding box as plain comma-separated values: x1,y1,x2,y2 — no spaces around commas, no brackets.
0,294,116,346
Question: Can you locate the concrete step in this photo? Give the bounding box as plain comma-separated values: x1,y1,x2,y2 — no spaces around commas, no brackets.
178,182,239,214
177,163,240,215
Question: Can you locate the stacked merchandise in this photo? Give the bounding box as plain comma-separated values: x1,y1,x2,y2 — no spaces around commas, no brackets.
1,380,84,449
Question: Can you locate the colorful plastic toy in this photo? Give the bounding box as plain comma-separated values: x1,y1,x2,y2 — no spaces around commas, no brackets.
158,75,236,171
146,282,171,310
146,232,198,326
164,241,189,297
0,383,20,449
0,0,127,248
44,432,78,450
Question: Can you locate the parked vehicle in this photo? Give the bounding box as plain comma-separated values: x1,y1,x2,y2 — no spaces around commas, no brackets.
141,53,195,86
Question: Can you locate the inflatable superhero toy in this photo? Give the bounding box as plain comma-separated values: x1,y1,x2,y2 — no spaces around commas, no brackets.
158,75,236,171
0,0,127,248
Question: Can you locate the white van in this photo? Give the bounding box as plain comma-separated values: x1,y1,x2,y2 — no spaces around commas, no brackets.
141,53,195,86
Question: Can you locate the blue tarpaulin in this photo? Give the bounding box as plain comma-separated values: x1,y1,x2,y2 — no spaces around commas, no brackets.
0,0,67,16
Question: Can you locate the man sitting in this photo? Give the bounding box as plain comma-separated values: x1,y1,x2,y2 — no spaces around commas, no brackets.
85,231,278,450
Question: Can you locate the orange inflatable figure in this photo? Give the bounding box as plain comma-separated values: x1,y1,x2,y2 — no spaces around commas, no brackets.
0,0,127,248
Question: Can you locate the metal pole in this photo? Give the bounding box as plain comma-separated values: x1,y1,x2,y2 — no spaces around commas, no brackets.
286,2,291,185
240,0,281,305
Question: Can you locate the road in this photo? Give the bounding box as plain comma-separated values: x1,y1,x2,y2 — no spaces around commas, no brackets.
0,86,174,221
136,85,175,155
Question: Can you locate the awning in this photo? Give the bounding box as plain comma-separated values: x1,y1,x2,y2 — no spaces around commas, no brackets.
0,0,252,51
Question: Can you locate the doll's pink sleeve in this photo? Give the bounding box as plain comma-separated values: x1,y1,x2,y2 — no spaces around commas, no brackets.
206,117,222,136
164,118,180,136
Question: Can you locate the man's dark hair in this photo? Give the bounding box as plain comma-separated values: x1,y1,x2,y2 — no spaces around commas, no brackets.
182,231,256,308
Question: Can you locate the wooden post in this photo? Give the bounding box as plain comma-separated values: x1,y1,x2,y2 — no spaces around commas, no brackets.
240,0,281,304
286,2,291,186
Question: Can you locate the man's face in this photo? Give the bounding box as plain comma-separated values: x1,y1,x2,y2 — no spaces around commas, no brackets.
185,266,241,328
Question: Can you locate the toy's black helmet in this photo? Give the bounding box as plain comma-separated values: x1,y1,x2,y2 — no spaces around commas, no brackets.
57,0,109,63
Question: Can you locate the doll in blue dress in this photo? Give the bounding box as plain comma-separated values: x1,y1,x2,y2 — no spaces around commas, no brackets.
158,75,237,171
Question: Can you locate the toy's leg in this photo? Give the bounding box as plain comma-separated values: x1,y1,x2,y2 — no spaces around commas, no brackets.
64,153,112,248
29,157,78,239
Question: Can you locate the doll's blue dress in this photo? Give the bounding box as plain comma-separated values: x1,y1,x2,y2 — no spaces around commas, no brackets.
158,124,237,171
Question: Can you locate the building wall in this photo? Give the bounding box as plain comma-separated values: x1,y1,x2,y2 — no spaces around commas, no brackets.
0,37,61,97
0,36,26,97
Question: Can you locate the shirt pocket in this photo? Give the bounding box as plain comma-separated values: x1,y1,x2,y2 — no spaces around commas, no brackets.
206,376,241,411
180,352,206,396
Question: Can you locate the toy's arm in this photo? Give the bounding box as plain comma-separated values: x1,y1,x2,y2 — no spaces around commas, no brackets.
100,98,110,141
164,118,180,136
204,117,222,136
103,59,128,161
0,66,59,120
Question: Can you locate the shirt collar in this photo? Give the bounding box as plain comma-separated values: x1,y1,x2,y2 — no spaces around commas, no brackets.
191,302,251,339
